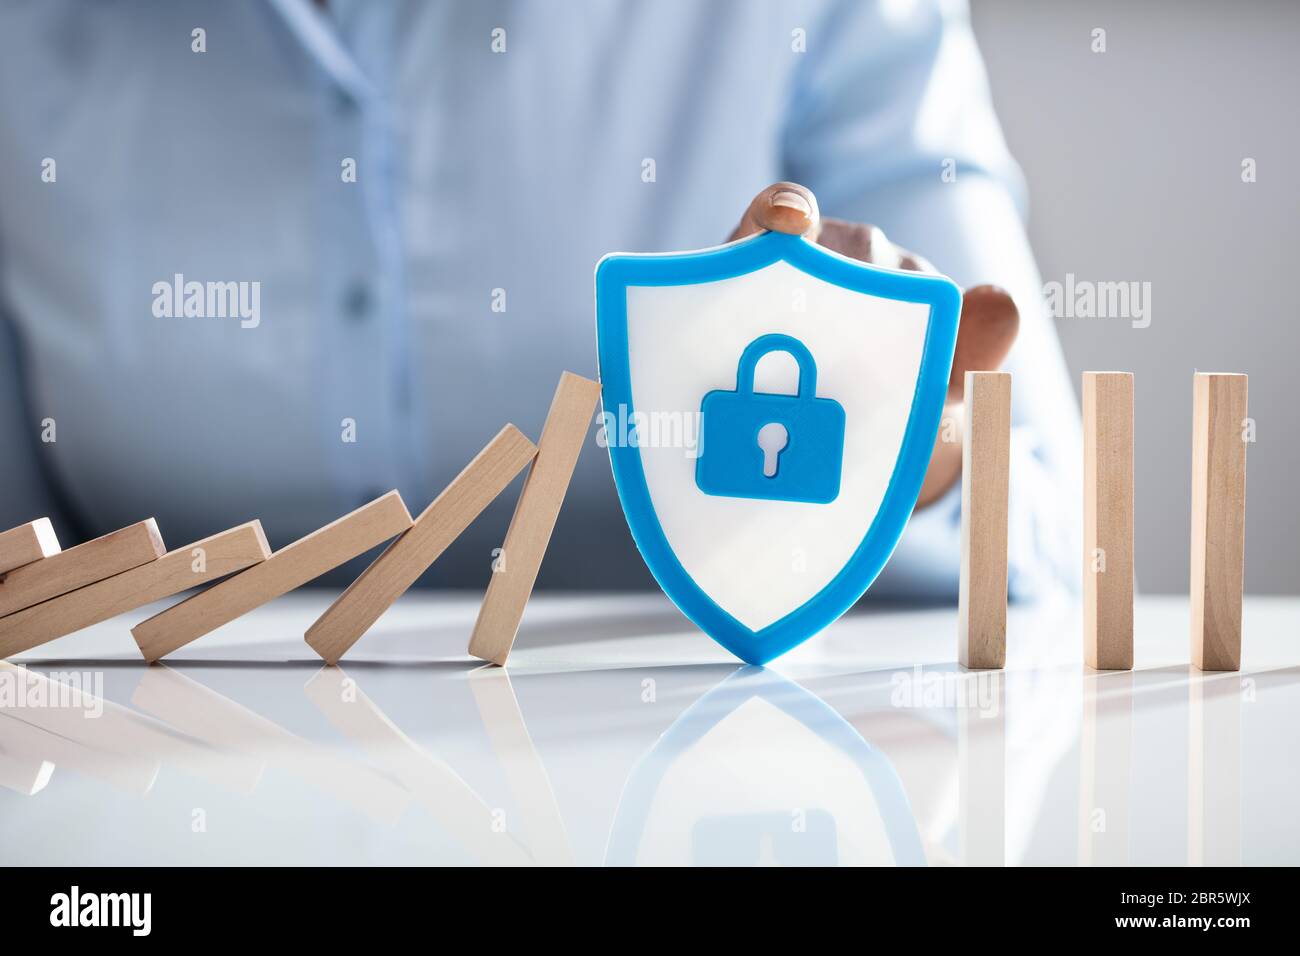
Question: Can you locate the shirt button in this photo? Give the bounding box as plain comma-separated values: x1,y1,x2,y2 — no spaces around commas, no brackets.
342,281,372,322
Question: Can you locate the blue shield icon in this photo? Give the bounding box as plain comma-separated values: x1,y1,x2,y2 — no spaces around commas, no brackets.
596,231,960,664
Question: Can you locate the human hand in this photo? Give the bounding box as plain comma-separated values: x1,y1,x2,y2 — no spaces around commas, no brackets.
729,182,1019,507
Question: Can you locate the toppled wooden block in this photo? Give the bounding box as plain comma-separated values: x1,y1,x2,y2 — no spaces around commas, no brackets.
0,520,165,619
306,425,537,664
469,372,601,666
131,492,413,661
0,518,61,575
0,521,270,659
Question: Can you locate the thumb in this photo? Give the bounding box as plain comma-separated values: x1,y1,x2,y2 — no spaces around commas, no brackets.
728,182,821,242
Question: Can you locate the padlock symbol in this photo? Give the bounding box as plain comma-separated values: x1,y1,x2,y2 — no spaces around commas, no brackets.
695,333,846,504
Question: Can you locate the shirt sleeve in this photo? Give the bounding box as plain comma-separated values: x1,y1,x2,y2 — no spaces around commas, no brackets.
781,0,1081,601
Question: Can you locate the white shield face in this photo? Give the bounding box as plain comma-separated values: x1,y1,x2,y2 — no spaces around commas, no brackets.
597,232,960,664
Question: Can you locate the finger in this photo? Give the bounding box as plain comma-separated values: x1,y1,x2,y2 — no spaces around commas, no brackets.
728,182,820,241
813,219,902,270
947,285,1019,401
898,250,937,274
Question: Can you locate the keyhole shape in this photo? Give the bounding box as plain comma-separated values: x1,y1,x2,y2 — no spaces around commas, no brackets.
757,422,789,478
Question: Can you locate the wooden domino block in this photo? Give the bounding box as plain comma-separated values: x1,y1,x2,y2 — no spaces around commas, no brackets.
0,522,270,659
0,518,61,575
1082,372,1134,670
1190,373,1248,671
0,520,164,619
958,371,1010,669
131,491,413,661
306,425,538,664
469,372,601,666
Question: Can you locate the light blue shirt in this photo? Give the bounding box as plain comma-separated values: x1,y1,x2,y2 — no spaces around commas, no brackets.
0,0,1080,595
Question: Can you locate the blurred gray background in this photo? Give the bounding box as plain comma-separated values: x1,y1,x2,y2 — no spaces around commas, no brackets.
972,0,1299,594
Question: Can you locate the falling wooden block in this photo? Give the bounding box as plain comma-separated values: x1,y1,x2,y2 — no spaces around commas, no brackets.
1082,372,1134,670
958,371,1010,669
0,520,165,619
1190,373,1248,671
469,372,601,666
131,491,413,661
0,518,61,575
0,522,270,660
306,425,538,664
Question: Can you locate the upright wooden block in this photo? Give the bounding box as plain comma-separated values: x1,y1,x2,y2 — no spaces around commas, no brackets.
131,491,413,661
0,518,61,575
0,520,164,619
1190,373,1248,671
0,522,270,659
958,371,1010,669
306,425,538,664
469,372,601,666
1082,372,1134,669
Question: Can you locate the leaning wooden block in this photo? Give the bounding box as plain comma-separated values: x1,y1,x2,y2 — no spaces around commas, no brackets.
131,492,413,662
958,371,1010,669
0,521,270,659
1190,373,1248,671
1083,372,1134,670
0,520,164,619
469,372,601,666
0,518,61,575
307,425,538,664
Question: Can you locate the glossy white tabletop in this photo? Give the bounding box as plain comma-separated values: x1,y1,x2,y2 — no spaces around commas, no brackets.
1,592,1295,866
